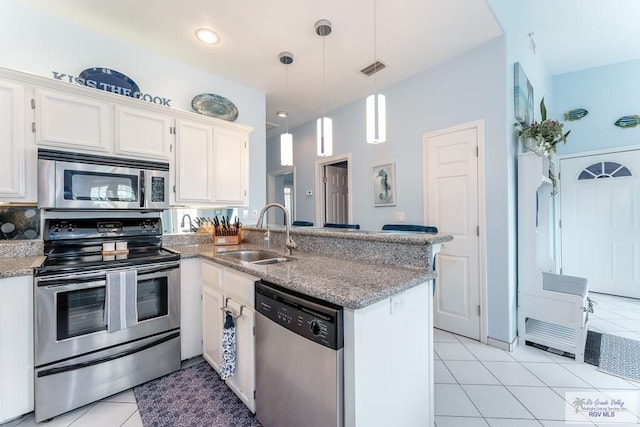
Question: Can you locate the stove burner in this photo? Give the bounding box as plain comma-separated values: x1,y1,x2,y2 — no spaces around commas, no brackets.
36,217,178,277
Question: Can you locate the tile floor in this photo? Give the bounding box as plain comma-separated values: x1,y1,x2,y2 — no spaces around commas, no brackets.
3,294,639,427
2,390,142,427
434,328,640,426
587,292,640,340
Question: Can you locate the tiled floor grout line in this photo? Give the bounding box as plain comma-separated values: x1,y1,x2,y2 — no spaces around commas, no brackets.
437,325,640,426
452,334,544,424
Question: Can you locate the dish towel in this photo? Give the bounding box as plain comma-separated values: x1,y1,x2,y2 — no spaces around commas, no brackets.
220,311,236,380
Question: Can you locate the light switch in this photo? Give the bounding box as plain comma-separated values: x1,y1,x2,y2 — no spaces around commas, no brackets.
394,211,405,221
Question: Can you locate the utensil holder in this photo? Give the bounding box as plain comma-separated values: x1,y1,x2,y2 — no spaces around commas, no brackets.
214,227,241,245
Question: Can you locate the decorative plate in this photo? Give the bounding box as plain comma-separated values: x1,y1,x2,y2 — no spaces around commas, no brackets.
191,93,239,122
78,67,140,98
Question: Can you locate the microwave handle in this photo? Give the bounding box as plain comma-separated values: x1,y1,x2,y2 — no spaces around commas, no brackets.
140,171,145,208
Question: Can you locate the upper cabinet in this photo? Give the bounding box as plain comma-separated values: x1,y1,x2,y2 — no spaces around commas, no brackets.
213,127,249,206
175,119,215,204
115,106,173,160
174,119,250,206
35,88,112,153
0,67,253,206
0,80,35,202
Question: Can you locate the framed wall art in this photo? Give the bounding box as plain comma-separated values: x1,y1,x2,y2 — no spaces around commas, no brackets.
514,62,534,126
372,162,396,206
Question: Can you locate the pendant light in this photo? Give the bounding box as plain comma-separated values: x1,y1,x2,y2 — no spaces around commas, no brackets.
316,19,333,157
366,0,386,144
279,52,294,166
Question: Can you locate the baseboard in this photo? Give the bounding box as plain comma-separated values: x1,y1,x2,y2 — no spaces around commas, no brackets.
487,336,517,352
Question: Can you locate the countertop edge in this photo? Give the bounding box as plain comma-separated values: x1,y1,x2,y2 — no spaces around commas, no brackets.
168,243,436,310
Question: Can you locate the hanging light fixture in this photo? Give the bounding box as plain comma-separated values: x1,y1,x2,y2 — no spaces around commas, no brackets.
366,0,386,144
315,19,333,157
279,51,294,166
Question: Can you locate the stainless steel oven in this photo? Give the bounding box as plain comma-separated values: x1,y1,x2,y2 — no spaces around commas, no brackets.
33,217,180,422
38,148,169,210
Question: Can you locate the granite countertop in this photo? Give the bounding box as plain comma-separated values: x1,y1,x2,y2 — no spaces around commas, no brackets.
243,225,452,246
167,243,436,310
0,256,45,279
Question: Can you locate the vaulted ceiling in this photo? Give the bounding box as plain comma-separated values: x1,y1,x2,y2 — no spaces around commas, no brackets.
24,0,640,137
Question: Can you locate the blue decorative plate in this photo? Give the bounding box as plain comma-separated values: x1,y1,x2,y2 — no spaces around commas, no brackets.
191,93,238,122
78,67,140,98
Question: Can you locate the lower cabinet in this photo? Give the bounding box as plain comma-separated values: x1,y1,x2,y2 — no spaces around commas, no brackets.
201,260,256,412
202,285,224,371
0,275,33,424
224,303,255,412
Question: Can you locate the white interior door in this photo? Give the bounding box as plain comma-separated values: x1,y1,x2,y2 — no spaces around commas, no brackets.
325,165,348,224
560,149,640,298
424,125,481,340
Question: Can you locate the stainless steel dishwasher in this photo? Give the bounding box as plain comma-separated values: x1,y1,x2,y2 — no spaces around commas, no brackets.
255,280,344,427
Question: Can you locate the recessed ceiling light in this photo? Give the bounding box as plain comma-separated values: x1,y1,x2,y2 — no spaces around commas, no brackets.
195,28,220,45
276,111,288,118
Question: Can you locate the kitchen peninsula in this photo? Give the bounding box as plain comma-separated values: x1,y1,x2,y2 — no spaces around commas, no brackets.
170,226,451,427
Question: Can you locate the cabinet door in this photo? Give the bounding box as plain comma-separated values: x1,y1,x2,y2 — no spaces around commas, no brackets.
0,80,35,201
35,88,111,153
225,303,255,413
174,120,214,203
0,276,33,423
202,286,224,373
213,127,248,205
180,258,202,361
224,269,256,307
115,106,172,160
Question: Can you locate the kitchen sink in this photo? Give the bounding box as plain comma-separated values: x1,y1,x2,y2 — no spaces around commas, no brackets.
219,249,291,265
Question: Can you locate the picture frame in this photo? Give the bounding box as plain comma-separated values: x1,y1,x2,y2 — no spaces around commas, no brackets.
514,62,534,126
372,162,396,206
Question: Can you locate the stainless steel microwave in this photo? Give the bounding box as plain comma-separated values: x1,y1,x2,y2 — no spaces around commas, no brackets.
38,149,170,210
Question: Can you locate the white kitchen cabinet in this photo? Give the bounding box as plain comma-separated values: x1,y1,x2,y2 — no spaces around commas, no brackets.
0,275,34,424
173,120,250,206
225,303,255,412
0,80,35,202
180,258,203,360
222,269,256,412
115,106,172,160
201,261,256,412
213,127,249,206
202,260,224,371
35,88,112,153
202,286,224,372
174,119,215,204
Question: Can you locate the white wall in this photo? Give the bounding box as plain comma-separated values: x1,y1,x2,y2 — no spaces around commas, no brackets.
554,59,640,155
486,0,554,344
267,37,516,343
0,0,267,215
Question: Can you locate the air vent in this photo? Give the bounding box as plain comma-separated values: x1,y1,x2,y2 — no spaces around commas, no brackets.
266,121,279,131
360,61,386,77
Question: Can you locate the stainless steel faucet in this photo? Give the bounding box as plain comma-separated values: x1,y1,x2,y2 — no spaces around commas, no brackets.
180,214,194,232
256,203,297,255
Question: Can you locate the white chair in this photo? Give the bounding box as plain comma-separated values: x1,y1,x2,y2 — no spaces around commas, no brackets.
517,153,589,362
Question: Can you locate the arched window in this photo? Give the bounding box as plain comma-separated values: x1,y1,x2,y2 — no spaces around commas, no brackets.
578,161,632,180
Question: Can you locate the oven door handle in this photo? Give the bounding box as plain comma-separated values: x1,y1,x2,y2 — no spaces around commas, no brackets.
36,269,108,284
135,263,179,276
38,278,106,290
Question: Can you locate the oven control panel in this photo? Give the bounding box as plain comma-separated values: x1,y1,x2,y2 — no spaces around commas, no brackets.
45,218,162,240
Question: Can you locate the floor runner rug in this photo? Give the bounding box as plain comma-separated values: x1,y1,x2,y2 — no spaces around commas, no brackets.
598,333,640,383
134,360,261,427
584,330,601,367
